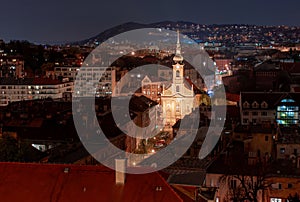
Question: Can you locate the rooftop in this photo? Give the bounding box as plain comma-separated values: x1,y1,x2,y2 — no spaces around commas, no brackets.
0,162,183,202
240,92,300,109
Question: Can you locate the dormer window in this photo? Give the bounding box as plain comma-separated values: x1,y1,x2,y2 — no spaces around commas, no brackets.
261,101,268,109
243,101,250,108
252,101,259,108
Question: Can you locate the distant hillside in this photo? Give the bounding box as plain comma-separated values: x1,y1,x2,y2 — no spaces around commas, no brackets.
75,22,149,45
74,21,204,46
73,21,300,46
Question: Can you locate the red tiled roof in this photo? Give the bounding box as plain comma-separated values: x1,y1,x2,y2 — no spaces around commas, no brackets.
0,162,183,202
32,78,67,85
172,185,195,202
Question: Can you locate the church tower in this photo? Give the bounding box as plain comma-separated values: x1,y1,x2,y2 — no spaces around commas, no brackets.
173,30,184,85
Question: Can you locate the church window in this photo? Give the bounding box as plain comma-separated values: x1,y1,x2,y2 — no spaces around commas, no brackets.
176,70,180,77
176,103,180,112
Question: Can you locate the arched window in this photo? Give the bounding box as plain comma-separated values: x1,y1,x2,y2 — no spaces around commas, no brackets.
176,70,180,77
176,85,180,92
176,103,180,112
281,99,295,103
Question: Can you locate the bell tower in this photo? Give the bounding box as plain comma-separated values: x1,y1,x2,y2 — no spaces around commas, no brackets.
172,30,184,85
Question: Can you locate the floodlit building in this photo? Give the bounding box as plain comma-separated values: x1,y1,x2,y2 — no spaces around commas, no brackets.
161,31,199,126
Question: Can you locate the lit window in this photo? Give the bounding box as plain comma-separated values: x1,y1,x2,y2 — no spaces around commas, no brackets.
276,99,299,125
281,99,295,103
271,198,282,202
176,103,180,112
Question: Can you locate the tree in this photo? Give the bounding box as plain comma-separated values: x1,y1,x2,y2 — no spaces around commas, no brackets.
0,135,33,162
41,62,54,75
221,165,270,202
219,144,272,202
0,135,21,161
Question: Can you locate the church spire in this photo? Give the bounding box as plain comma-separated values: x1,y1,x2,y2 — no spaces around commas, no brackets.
173,30,184,64
176,30,181,56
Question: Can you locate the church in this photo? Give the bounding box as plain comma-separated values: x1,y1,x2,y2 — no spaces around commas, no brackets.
161,31,200,126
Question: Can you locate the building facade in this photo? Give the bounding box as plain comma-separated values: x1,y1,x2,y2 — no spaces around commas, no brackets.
240,92,300,126
74,66,116,97
161,31,197,126
0,78,73,106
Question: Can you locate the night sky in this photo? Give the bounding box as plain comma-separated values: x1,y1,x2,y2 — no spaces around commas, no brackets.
1,0,299,44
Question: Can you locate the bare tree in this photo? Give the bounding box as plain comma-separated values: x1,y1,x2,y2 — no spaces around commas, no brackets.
219,145,272,202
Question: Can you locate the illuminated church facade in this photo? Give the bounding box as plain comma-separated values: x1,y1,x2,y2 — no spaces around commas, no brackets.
161,31,198,126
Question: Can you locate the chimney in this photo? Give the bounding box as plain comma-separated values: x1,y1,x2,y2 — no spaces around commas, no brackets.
115,159,126,185
297,157,300,169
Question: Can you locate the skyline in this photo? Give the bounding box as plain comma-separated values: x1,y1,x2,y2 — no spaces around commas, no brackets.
1,0,300,44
